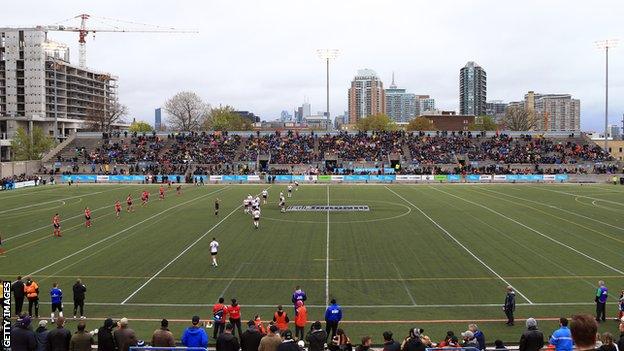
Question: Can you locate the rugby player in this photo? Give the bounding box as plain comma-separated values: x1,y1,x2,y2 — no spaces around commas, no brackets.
84,207,92,228
210,237,219,267
114,200,122,218
126,194,134,212
52,213,61,237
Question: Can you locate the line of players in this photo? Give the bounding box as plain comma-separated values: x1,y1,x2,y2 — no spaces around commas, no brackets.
242,182,298,229
51,183,182,237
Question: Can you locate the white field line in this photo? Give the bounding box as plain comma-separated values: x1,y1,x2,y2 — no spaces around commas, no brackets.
0,186,63,199
480,187,624,233
532,186,624,207
325,184,330,307
27,187,229,276
391,262,417,306
219,263,245,298
32,301,601,308
429,186,624,276
121,186,270,304
0,186,124,214
385,186,534,305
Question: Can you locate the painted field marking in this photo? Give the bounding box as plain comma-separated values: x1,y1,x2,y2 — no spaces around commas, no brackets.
325,184,330,307
0,186,124,214
391,262,416,306
430,186,624,276
385,186,534,305
0,185,64,200
121,186,269,304
219,263,245,298
532,186,624,207
27,186,229,276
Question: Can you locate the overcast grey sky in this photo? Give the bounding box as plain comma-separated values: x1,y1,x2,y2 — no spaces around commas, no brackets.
6,0,624,130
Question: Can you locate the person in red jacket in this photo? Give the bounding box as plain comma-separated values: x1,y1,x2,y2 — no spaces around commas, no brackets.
294,300,307,340
52,214,61,237
115,200,122,218
84,207,92,228
212,297,227,339
229,298,242,337
272,305,289,332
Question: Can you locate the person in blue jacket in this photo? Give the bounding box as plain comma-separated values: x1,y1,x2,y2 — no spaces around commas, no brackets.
50,282,64,322
324,298,342,339
549,318,573,351
181,315,208,348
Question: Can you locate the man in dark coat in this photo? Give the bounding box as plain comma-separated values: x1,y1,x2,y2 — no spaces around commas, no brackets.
241,320,263,351
96,318,117,351
11,314,37,351
519,318,544,351
306,321,328,351
47,317,72,351
12,275,26,316
504,286,516,326
276,330,300,351
216,323,240,351
35,320,50,351
72,279,87,319
616,320,624,351
382,331,401,351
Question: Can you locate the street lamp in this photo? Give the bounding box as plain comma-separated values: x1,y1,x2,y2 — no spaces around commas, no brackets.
316,49,339,131
595,39,618,152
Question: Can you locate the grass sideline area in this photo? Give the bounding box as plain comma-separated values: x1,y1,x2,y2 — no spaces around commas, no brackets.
2,183,624,344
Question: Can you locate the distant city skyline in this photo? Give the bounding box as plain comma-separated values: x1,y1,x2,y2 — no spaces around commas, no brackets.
4,0,622,131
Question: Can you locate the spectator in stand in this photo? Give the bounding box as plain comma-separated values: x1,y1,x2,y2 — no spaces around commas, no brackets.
519,318,544,351
259,325,282,351
468,324,485,351
294,301,307,340
460,330,478,348
12,275,25,316
329,329,352,351
113,318,137,351
216,323,240,351
325,299,342,338
549,318,573,351
570,314,598,351
277,330,299,351
96,318,116,351
11,314,37,351
254,315,267,335
595,280,608,323
181,315,208,349
306,321,328,351
494,340,508,351
72,279,87,319
382,331,401,351
69,321,94,351
617,320,624,351
504,286,516,326
401,328,425,351
35,320,49,351
229,298,243,337
241,320,263,351
151,319,175,347
213,297,228,338
437,331,455,347
47,317,71,351
273,305,290,332
597,333,617,351
356,336,373,351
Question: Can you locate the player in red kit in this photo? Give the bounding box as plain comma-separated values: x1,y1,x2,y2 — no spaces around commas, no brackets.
114,200,122,218
141,190,150,207
126,194,134,212
176,184,182,196
52,214,61,237
84,207,92,227
159,185,165,200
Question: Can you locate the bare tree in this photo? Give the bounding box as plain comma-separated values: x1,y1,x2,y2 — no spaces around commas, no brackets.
164,91,210,131
502,107,537,131
85,100,128,132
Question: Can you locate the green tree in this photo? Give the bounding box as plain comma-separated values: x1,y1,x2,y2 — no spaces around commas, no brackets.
128,121,154,133
356,114,396,131
469,115,498,131
10,127,56,160
204,106,253,131
406,117,435,131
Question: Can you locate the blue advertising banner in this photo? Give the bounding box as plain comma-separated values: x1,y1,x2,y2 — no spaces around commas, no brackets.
447,175,462,182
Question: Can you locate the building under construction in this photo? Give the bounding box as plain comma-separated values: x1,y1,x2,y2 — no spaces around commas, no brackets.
0,27,124,161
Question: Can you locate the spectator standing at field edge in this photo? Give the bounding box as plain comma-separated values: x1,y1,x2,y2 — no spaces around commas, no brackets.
96,318,116,351
570,314,598,351
181,315,208,348
306,321,328,351
216,323,240,351
549,318,573,351
12,275,25,316
325,299,342,339
241,320,263,351
595,280,608,322
10,314,36,351
519,318,544,351
72,279,87,319
47,317,71,351
259,325,282,351
151,319,175,347
69,321,94,351
113,318,137,351
504,286,516,326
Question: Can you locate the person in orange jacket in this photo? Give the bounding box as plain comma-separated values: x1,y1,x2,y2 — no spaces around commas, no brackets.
24,277,40,317
294,300,307,340
272,305,289,332
253,315,266,335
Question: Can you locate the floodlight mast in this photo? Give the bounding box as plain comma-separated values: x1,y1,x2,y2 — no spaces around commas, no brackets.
595,39,618,152
317,49,340,131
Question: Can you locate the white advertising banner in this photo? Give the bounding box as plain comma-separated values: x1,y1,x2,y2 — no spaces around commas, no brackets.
210,175,223,181
14,180,36,189
493,175,507,181
331,175,344,181
479,175,492,181
543,175,556,181
96,175,109,182
247,175,261,182
421,175,434,181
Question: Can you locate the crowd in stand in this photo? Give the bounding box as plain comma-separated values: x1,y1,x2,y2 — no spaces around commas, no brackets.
318,132,403,162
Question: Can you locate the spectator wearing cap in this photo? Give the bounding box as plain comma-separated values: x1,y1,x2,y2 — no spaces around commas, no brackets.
401,328,425,351
181,316,208,348
259,325,282,351
277,330,299,351
356,336,373,351
35,320,50,351
216,323,240,351
325,299,342,339
11,314,37,351
519,318,544,351
113,318,137,351
461,331,478,349
570,314,598,351
241,320,263,351
468,324,485,351
294,301,307,340
382,331,401,351
273,305,290,332
306,321,327,351
69,321,94,351
229,298,243,337
47,317,71,351
151,319,175,347
549,318,573,351
96,318,116,351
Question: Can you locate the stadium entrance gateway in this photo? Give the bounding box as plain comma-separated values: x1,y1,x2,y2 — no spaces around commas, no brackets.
286,205,370,212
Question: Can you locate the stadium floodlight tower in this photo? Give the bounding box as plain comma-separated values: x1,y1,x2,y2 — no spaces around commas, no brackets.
595,39,618,152
317,49,340,132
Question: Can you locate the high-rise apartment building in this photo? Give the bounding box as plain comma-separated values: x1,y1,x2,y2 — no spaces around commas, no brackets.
0,27,122,161
459,61,487,116
154,108,162,131
524,91,580,131
348,69,385,124
385,74,416,123
486,100,508,122
416,95,436,116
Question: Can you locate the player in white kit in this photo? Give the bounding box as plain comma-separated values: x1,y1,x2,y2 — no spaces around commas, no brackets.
262,189,268,204
287,184,293,198
243,198,250,213
279,192,286,213
209,237,219,267
252,208,261,229
294,181,299,191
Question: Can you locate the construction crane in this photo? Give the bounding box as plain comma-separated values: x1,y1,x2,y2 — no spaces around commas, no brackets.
41,14,197,68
